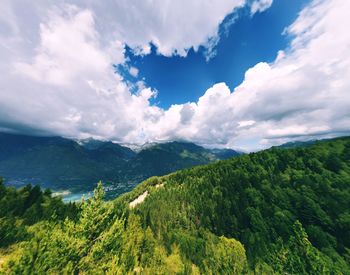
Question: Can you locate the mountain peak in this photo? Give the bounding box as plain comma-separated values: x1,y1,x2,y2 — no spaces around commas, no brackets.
0,132,241,199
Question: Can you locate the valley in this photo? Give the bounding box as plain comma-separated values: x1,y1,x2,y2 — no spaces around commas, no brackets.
0,132,240,200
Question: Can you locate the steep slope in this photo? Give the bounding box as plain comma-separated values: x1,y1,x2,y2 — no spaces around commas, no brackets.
114,136,350,272
1,137,349,274
0,133,133,192
126,141,240,180
277,139,317,149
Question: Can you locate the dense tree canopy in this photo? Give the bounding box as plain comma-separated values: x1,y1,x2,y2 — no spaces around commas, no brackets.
0,180,77,248
1,137,350,274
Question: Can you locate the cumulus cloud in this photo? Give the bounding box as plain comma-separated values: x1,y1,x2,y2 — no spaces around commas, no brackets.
95,0,246,57
138,0,350,151
14,7,113,86
170,0,350,150
0,0,247,141
1,0,349,151
250,0,273,15
0,5,159,141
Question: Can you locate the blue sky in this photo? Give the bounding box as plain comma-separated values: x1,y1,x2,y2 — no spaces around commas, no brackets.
122,0,308,108
1,0,350,151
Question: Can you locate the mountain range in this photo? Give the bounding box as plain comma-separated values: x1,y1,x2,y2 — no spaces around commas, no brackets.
0,132,240,198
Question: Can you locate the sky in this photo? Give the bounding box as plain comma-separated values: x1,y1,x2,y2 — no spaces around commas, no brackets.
0,0,350,151
121,0,306,108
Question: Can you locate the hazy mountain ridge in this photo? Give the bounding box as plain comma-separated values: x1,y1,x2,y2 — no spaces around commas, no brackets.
0,132,240,197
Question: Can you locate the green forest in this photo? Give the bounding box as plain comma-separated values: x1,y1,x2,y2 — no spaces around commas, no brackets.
1,137,350,274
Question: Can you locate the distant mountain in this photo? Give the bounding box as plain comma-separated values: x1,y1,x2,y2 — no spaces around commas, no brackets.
0,133,241,198
127,141,240,180
276,139,317,149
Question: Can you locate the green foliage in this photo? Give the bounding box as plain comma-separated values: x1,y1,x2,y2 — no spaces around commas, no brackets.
269,221,333,274
203,234,247,274
1,137,350,273
0,178,78,248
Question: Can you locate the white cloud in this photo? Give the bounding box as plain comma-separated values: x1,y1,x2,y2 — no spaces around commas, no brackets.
1,0,349,151
135,0,350,151
0,5,161,141
250,0,273,15
238,120,256,128
63,0,246,57
103,0,246,57
0,0,248,142
173,0,350,150
14,7,112,86
129,66,139,78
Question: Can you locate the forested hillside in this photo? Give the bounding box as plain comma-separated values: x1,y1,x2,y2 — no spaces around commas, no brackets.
1,137,350,274
0,181,78,248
